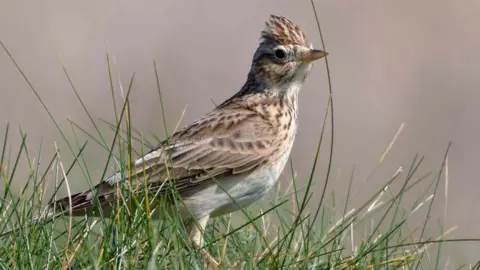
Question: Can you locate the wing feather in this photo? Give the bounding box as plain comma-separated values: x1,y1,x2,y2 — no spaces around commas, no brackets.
127,107,276,189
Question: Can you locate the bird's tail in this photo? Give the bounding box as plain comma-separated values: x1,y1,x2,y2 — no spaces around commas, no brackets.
0,182,116,238
47,181,118,218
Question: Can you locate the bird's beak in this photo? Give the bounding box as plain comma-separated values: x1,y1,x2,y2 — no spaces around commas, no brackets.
301,49,328,63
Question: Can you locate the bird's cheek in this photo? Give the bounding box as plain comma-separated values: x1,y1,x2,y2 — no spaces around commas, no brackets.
283,62,297,75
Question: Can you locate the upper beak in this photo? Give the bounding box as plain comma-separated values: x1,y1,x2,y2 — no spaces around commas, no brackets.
301,49,328,63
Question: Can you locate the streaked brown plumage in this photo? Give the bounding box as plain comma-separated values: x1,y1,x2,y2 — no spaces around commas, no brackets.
46,14,327,267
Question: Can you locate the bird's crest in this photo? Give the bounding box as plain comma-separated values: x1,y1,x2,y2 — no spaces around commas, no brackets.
261,15,310,47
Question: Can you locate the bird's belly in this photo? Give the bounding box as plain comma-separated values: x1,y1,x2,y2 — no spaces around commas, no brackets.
209,170,275,218
180,151,291,219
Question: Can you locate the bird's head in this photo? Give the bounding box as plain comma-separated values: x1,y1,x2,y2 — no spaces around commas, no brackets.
249,15,327,91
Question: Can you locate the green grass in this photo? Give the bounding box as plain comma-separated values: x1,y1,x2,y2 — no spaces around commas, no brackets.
0,117,456,269
0,5,478,269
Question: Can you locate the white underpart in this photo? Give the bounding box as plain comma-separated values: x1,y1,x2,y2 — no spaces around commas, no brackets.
180,149,293,219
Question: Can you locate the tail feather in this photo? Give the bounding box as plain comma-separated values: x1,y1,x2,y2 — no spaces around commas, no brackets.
45,182,118,219
0,182,117,238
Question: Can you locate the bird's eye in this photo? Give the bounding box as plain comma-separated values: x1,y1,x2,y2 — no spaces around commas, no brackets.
274,48,286,60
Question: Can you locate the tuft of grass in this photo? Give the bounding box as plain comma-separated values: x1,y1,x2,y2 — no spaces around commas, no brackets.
1,6,479,269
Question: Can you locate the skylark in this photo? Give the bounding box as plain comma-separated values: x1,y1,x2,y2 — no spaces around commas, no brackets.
47,14,327,267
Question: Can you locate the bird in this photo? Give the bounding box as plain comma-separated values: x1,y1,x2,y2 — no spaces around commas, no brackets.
41,14,327,267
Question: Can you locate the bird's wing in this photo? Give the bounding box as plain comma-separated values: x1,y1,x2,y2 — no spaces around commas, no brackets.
108,106,278,188
51,105,279,215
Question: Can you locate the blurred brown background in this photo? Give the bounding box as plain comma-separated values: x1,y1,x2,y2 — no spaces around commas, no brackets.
1,0,479,265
